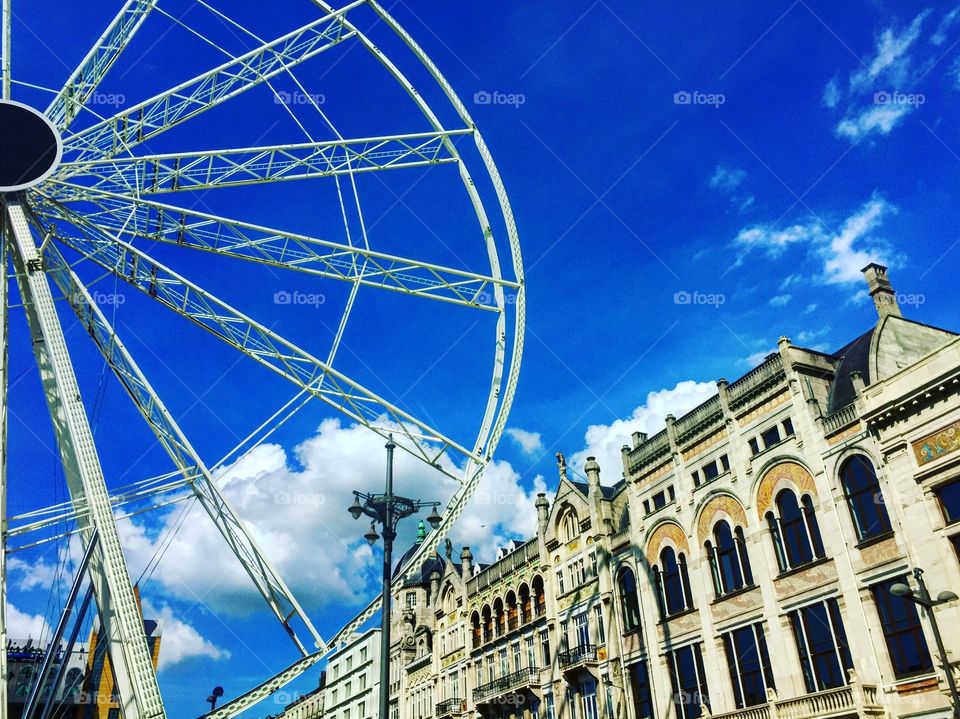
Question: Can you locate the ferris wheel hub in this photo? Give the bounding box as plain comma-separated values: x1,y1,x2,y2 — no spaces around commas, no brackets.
0,100,62,193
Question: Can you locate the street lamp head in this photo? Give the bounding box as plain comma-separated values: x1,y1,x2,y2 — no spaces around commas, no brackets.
936,590,959,603
349,495,364,520
426,506,442,530
890,582,914,598
365,521,380,546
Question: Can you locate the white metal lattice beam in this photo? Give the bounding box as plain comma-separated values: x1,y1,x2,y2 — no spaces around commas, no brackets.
4,198,165,719
61,2,364,162
45,0,158,129
55,130,466,193
37,184,513,309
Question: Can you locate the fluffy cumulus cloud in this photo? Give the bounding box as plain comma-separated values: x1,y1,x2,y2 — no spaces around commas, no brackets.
824,9,946,141
142,600,229,669
733,195,898,285
569,381,717,482
505,427,544,455
6,604,51,641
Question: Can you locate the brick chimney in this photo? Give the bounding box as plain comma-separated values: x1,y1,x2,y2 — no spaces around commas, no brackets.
861,263,901,318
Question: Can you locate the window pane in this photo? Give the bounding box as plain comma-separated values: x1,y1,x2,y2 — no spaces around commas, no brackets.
936,479,960,524
761,426,781,448
842,456,891,540
871,577,933,678
628,661,654,719
669,645,707,719
778,490,814,567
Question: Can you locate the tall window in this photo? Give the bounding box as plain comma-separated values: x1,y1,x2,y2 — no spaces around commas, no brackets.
789,598,853,692
722,623,774,708
668,643,709,719
871,577,933,678
627,661,654,719
935,479,960,524
841,456,891,541
618,568,642,632
556,570,566,595
540,628,551,666
581,680,599,719
562,510,579,542
593,604,606,645
654,546,693,618
767,489,824,572
706,520,753,597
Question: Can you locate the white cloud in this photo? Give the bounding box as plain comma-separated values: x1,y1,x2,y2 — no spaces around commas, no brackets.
709,165,746,192
505,427,544,455
835,103,912,140
734,222,824,258
569,381,717,481
6,604,50,641
850,11,929,90
744,350,774,367
142,600,229,669
823,78,840,108
732,195,898,285
769,294,792,307
804,303,818,313
820,196,895,283
932,7,960,45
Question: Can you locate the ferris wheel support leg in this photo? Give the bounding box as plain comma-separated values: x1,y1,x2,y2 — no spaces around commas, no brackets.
4,198,166,719
0,200,10,715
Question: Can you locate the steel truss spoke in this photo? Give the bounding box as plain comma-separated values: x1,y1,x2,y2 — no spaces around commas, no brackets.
31,197,477,478
46,0,158,129
25,229,323,652
56,130,467,193
4,198,165,719
61,2,364,162
38,184,513,309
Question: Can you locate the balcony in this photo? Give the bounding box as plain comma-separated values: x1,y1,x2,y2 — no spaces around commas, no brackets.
707,680,884,719
558,644,599,674
473,667,541,704
436,698,466,718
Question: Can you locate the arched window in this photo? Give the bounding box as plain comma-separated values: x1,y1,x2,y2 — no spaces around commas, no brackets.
767,489,824,572
562,509,579,542
706,520,753,597
654,546,693,618
840,456,891,541
618,567,642,632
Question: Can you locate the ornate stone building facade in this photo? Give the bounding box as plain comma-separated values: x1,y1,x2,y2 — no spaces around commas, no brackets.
375,264,960,719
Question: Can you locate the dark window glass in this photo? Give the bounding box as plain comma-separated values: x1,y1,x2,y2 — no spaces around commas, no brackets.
713,521,745,594
749,438,760,456
668,485,676,502
777,490,814,567
668,644,708,719
802,495,826,558
720,454,730,471
618,569,642,633
789,599,852,692
782,418,795,436
735,527,754,586
653,492,666,510
761,426,781,448
841,456,892,540
692,471,701,487
723,624,774,708
702,462,720,481
660,547,687,617
936,479,960,524
628,661,655,719
643,500,651,515
871,577,933,678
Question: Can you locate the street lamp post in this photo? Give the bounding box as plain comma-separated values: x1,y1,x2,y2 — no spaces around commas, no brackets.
348,436,442,719
890,567,960,718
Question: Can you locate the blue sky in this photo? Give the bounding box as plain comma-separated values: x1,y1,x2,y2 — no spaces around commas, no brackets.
5,0,960,715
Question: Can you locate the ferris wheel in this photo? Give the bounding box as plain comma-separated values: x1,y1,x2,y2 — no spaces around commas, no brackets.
0,1,524,716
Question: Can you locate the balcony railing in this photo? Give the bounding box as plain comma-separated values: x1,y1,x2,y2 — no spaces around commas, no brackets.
558,644,598,671
727,354,785,407
473,667,540,703
707,680,883,719
466,540,539,594
436,698,465,718
822,402,859,434
508,616,518,631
